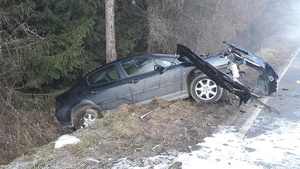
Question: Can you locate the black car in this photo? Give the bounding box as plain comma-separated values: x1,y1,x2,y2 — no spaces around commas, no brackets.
55,43,278,129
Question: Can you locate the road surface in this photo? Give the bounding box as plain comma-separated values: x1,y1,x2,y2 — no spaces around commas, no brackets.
242,47,300,168
175,48,300,169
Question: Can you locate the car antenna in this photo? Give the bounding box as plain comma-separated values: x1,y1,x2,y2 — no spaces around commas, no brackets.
193,31,202,52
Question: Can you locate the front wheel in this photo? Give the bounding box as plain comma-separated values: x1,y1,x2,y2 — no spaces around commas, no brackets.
190,75,223,103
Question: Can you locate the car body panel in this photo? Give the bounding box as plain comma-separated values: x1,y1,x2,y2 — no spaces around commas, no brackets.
158,64,182,95
84,63,134,110
86,80,133,110
55,79,92,125
223,41,279,95
177,44,252,105
128,70,161,102
203,55,230,67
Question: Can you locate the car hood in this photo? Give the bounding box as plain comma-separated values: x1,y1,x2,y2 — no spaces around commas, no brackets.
176,44,278,105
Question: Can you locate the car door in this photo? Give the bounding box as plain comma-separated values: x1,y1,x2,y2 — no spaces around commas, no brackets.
85,64,133,110
153,58,182,96
120,57,161,103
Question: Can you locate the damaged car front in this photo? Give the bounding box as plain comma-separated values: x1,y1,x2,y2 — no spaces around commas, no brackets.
177,42,279,105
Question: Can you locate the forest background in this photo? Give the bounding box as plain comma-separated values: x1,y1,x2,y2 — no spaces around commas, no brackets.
0,0,297,164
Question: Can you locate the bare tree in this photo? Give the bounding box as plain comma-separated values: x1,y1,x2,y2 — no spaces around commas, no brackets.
0,16,2,59
105,0,117,63
146,0,272,54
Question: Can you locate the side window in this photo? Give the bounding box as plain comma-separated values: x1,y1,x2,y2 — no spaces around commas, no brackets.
121,58,156,76
87,65,120,86
154,59,173,67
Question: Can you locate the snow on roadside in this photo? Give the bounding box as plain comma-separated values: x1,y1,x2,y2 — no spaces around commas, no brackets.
111,118,300,169
176,126,262,169
54,134,81,149
178,119,300,169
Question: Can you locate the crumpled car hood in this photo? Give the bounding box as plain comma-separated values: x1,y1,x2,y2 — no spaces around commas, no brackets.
177,43,279,105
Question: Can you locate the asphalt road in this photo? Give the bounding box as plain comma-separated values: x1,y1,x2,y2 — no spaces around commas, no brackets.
173,48,300,169
243,48,300,168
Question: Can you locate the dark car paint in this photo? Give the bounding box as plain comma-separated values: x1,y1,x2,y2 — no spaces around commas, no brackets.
55,54,204,126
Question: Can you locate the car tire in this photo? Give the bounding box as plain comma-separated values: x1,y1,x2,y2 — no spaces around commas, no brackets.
190,75,223,103
73,107,101,130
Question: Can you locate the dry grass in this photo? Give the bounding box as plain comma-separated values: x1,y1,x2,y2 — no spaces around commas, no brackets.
2,95,240,168
0,90,70,165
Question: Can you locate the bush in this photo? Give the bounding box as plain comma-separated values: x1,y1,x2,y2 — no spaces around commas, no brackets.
0,87,70,165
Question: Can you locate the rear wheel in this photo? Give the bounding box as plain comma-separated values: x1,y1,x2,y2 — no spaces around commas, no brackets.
73,107,101,130
190,75,223,103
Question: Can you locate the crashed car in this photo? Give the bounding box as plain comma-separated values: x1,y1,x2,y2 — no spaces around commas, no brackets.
55,42,278,129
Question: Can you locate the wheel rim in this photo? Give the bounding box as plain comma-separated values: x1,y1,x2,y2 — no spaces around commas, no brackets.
194,78,218,100
81,109,98,128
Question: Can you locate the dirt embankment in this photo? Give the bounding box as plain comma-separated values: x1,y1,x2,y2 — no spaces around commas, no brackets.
1,43,296,169
3,96,243,169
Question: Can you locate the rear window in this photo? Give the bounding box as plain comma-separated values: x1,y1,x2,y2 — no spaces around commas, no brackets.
87,65,120,86
121,58,156,76
121,58,173,76
154,59,172,67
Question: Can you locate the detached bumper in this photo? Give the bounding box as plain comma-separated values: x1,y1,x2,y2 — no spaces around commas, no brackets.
177,43,278,105
223,42,278,95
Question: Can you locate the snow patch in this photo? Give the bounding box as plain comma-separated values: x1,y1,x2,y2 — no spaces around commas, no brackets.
54,134,81,149
109,119,300,168
176,126,262,169
176,120,300,168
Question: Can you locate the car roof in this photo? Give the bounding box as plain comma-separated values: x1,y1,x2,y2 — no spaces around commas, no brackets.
101,53,178,66
87,54,179,75
118,53,177,62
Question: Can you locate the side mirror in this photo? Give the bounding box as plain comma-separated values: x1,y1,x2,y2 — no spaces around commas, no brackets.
154,65,166,74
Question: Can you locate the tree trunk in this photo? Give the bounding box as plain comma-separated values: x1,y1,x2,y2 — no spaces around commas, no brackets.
0,19,2,59
105,0,117,63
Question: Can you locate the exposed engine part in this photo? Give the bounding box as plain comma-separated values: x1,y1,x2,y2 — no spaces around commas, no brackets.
229,62,240,78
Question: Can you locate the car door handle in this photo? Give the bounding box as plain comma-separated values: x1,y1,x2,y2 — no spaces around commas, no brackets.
91,90,98,94
130,79,139,84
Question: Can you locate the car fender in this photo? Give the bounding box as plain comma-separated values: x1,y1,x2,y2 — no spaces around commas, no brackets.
70,99,104,127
